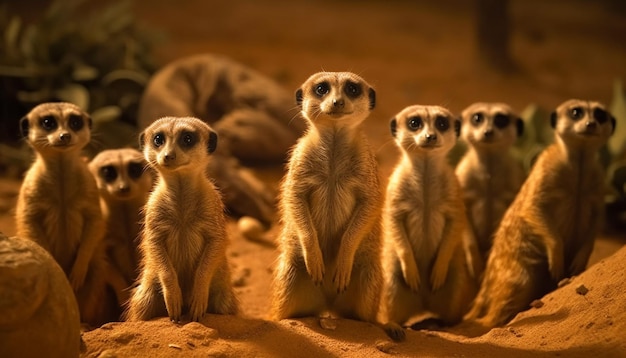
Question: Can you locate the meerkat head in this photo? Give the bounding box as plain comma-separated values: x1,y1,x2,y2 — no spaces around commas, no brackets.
20,102,92,154
89,148,153,201
460,102,524,150
139,116,218,173
295,71,376,128
550,99,615,147
389,105,460,155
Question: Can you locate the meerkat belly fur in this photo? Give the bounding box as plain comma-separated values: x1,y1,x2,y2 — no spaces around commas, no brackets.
125,116,238,322
382,105,477,341
89,149,154,299
464,99,616,328
455,103,525,266
271,72,384,323
15,102,117,325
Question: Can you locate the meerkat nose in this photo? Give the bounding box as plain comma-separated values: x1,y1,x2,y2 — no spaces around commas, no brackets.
118,184,130,193
585,121,597,129
59,132,72,144
332,98,345,108
425,133,437,142
484,129,494,138
164,152,176,162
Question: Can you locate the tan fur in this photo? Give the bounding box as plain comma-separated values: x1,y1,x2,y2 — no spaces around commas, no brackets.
382,105,477,341
455,103,525,266
16,102,103,288
125,116,238,322
271,72,383,323
464,99,615,328
89,148,153,302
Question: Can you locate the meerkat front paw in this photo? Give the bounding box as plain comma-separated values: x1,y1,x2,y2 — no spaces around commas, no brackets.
69,263,88,292
304,245,325,285
547,250,564,282
332,254,354,293
163,284,183,322
400,258,420,292
189,289,209,322
430,256,450,291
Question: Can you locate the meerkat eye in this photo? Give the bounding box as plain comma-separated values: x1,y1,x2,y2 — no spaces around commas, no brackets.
435,115,450,132
68,114,84,131
493,113,511,128
153,133,165,147
179,131,197,149
40,115,58,131
407,116,423,131
593,108,608,123
99,165,117,183
127,162,144,179
569,107,584,120
314,82,330,97
344,81,362,98
471,113,484,126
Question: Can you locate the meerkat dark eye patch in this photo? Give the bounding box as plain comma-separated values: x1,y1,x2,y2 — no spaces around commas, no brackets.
493,113,511,128
127,162,144,179
407,116,423,131
471,112,484,126
593,108,608,123
569,107,584,121
178,131,198,149
153,132,165,147
344,81,362,98
40,115,58,131
100,165,118,183
68,114,84,131
435,115,450,132
314,82,330,97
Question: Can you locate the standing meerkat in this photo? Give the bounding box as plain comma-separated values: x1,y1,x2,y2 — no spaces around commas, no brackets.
464,99,616,329
455,102,525,266
16,102,104,293
271,71,384,324
382,105,478,341
89,148,153,289
125,116,238,322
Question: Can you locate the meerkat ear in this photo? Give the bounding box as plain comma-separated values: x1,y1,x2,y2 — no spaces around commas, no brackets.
454,118,461,137
610,115,616,135
19,116,29,137
550,111,557,129
516,117,525,137
138,132,145,150
295,88,303,106
368,88,376,110
390,117,397,137
207,130,218,154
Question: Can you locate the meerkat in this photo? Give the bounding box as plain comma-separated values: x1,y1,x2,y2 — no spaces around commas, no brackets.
89,148,153,285
271,72,384,324
16,102,104,293
455,103,525,267
464,99,616,329
125,116,238,322
381,105,478,341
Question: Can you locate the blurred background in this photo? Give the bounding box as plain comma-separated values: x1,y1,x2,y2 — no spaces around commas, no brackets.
0,0,625,257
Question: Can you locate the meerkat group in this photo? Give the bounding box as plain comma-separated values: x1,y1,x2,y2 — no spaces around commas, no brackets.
13,77,615,336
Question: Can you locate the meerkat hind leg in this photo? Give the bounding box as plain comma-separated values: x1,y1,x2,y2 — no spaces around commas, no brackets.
208,262,239,315
126,277,168,321
272,259,326,320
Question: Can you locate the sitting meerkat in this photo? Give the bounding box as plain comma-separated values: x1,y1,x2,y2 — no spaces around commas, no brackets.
455,102,525,267
89,148,153,291
382,105,478,341
464,99,616,329
271,72,384,324
16,102,104,292
125,116,238,322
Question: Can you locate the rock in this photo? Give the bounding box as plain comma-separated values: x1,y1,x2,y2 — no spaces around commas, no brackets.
0,233,81,358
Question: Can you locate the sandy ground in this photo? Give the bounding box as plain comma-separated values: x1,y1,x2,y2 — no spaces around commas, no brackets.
1,0,626,357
